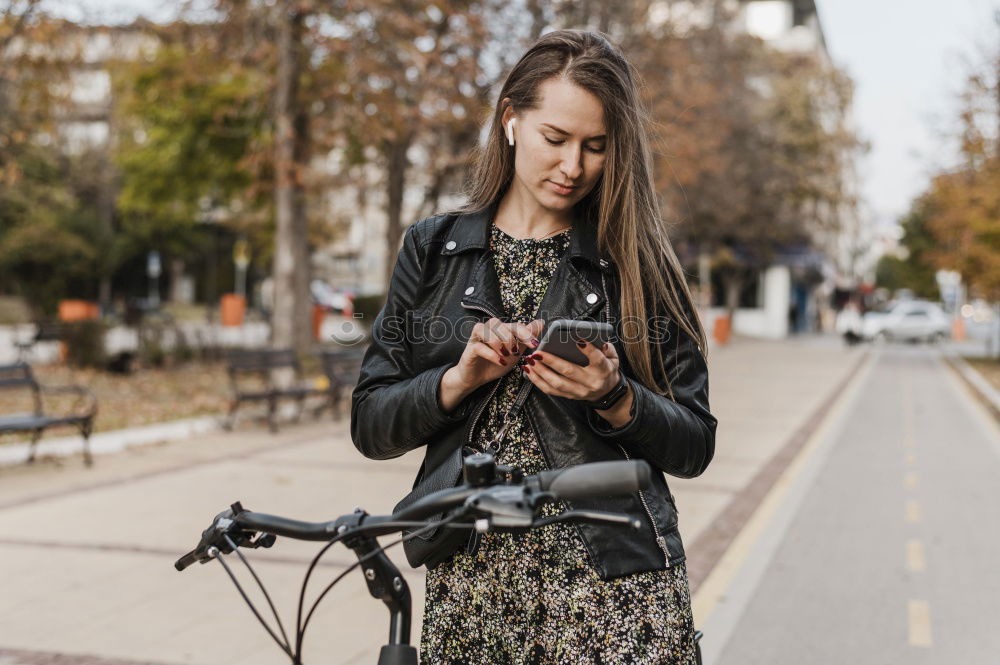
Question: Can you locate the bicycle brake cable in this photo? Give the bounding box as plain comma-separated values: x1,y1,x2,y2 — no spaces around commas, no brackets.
213,546,294,659
295,509,474,661
223,534,291,650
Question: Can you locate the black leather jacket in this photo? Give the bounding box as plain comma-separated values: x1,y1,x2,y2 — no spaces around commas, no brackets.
350,206,717,580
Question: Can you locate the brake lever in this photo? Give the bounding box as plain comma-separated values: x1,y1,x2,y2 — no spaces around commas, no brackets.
175,502,274,571
464,486,534,530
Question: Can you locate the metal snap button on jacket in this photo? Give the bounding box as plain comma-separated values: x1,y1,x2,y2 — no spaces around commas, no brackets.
586,293,598,304
445,240,457,250
465,286,475,295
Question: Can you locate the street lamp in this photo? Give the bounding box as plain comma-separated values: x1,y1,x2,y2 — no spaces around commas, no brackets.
147,250,162,309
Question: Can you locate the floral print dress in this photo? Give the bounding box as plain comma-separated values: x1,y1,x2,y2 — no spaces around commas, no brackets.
420,223,698,665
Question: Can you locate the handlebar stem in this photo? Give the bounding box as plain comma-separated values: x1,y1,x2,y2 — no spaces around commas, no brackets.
339,510,413,648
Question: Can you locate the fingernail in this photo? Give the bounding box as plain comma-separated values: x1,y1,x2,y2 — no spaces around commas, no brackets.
530,337,540,347
523,366,531,374
576,341,586,348
526,357,536,365
602,343,608,350
499,358,507,366
500,345,509,356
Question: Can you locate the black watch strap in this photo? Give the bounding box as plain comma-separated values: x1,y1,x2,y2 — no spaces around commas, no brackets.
585,372,629,411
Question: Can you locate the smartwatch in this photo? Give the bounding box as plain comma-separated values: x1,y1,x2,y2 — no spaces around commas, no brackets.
586,372,629,411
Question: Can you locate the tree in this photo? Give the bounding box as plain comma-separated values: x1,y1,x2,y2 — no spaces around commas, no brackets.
915,52,1000,301
0,6,103,315
634,15,863,315
113,35,269,300
325,1,494,285
873,202,939,298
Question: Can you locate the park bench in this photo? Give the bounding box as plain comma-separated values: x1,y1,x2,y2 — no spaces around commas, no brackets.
318,348,365,421
14,321,67,362
224,349,326,433
0,363,98,465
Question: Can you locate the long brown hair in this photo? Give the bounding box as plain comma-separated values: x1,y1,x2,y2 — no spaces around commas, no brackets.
463,29,707,397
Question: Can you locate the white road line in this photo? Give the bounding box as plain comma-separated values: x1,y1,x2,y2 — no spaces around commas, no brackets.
905,539,926,572
693,352,876,665
908,600,934,647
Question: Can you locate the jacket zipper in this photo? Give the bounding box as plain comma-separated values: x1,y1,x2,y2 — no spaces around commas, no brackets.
461,300,505,452
616,443,671,566
461,300,508,555
601,265,672,567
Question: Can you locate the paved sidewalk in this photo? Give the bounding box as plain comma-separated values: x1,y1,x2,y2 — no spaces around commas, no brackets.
0,336,865,665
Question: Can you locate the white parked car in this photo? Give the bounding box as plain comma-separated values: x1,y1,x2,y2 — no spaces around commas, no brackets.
861,301,951,343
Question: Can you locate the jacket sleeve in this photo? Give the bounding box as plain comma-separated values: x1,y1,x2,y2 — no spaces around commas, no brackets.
351,224,470,460
586,316,717,478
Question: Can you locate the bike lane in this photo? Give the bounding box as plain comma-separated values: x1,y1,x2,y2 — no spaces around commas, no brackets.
703,346,1000,664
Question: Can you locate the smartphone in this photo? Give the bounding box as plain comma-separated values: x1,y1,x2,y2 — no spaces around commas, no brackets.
534,319,614,366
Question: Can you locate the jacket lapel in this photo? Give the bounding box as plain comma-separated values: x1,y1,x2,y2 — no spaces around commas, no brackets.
446,204,612,323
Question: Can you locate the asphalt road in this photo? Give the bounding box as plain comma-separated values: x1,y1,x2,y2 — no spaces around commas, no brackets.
708,346,1000,665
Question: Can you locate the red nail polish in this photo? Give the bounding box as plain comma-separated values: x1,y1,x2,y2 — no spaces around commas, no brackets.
526,357,536,365
500,345,509,356
530,337,540,347
576,341,586,348
499,358,507,366
523,366,531,374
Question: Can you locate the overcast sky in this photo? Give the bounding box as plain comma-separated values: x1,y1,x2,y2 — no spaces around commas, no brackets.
818,0,1000,232
44,0,1000,233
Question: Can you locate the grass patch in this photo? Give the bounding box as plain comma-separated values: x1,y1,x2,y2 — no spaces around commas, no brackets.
0,296,31,325
0,362,232,437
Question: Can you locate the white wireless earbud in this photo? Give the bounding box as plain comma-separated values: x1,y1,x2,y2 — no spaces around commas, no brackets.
506,118,516,146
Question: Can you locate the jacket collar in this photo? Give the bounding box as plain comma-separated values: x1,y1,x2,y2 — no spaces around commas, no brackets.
449,203,610,323
441,202,608,270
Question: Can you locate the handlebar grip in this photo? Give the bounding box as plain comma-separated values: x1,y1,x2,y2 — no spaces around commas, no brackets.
537,460,652,500
174,549,202,571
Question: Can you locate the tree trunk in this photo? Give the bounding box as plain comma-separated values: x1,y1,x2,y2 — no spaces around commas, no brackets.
383,134,412,288
722,271,743,322
271,3,311,353
168,258,186,303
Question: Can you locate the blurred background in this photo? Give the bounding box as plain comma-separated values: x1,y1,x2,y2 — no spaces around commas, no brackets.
0,0,997,361
1,1,999,664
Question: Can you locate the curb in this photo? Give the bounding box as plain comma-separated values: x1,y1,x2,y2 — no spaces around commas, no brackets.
0,415,221,467
943,355,1000,419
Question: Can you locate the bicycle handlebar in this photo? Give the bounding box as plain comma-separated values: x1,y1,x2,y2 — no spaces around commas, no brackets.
176,458,652,571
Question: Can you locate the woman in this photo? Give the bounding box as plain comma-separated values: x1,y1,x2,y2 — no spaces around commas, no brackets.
352,30,716,664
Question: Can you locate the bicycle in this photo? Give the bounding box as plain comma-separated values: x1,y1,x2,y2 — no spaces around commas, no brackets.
175,452,703,664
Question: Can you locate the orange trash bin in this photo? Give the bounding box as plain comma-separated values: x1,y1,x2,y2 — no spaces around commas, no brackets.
220,294,246,327
713,315,731,345
312,304,324,341
58,299,99,322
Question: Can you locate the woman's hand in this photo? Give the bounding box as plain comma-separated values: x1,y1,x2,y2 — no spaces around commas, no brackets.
439,318,543,412
521,341,634,427
521,340,619,401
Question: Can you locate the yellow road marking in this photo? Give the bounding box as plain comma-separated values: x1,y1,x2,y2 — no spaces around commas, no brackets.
904,471,919,490
908,600,933,647
906,539,926,572
691,354,874,625
905,500,921,524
